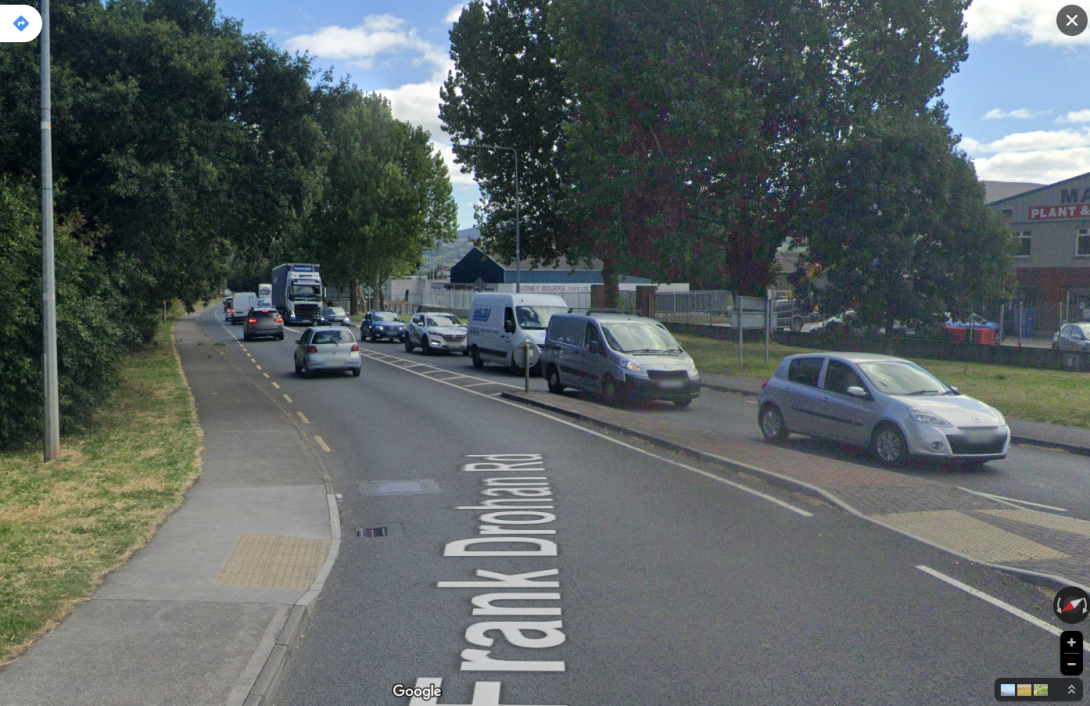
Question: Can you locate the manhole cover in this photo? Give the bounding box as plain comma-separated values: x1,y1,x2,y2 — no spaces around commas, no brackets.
359,479,441,496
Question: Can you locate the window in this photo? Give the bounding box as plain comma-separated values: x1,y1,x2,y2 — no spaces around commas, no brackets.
787,357,824,387
312,330,354,344
1078,229,1090,257
549,317,579,345
1002,207,1014,219
1013,231,1031,257
584,323,604,352
822,360,864,396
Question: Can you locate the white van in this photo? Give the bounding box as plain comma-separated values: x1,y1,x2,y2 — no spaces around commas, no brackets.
229,292,259,324
467,293,570,372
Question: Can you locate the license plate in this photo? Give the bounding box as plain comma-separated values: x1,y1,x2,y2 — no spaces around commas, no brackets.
349,352,360,358
964,431,993,444
658,379,687,389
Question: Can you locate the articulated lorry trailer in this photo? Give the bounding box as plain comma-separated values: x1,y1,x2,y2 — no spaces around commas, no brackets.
271,264,323,325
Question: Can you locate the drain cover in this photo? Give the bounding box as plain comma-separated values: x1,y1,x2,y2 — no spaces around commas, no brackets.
358,527,388,537
359,479,441,496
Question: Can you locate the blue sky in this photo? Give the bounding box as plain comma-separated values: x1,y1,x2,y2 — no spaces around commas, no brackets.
211,0,1090,229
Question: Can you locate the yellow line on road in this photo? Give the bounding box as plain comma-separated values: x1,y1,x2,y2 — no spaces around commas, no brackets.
297,411,309,424
314,436,331,453
263,372,270,378
283,394,293,404
256,365,262,370
272,382,280,389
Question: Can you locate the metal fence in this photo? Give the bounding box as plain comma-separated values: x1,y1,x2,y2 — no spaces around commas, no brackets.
654,290,734,324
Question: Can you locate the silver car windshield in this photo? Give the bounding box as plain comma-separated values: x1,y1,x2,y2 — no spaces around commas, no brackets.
516,306,568,330
601,323,682,354
427,315,462,327
857,361,950,397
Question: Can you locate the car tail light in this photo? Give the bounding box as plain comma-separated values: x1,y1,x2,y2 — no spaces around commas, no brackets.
307,346,318,353
248,318,257,324
351,344,359,352
275,317,283,323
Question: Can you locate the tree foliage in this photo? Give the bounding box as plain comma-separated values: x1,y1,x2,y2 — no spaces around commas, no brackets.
305,93,457,312
802,107,1013,346
440,0,571,265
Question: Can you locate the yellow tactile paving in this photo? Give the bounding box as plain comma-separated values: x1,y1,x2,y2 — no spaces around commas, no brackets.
978,509,1090,538
873,510,1070,564
216,534,330,591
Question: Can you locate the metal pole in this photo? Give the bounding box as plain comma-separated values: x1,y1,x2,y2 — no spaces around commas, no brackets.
523,341,530,393
764,290,770,365
514,149,520,294
41,0,59,461
737,294,743,368
1018,299,1024,349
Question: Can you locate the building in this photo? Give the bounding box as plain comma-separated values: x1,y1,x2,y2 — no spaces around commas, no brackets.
448,247,657,289
987,174,1090,315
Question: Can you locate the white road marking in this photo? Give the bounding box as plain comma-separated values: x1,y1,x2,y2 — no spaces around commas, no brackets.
297,411,309,424
745,399,757,405
463,381,501,388
314,436,331,453
362,352,813,518
272,382,280,389
916,565,1090,651
955,487,1067,513
283,394,293,404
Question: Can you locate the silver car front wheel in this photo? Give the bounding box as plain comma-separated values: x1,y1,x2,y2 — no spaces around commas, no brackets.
759,404,789,442
871,424,908,467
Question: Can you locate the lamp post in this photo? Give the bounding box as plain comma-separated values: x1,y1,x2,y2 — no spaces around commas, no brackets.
41,0,59,460
461,143,520,293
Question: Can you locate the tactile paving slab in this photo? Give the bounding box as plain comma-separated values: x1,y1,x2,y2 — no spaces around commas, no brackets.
216,534,330,591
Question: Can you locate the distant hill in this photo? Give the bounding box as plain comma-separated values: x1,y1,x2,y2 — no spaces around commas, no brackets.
420,227,478,273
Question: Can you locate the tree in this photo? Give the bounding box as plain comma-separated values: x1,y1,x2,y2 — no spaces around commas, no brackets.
440,0,572,266
305,93,457,314
801,107,1012,351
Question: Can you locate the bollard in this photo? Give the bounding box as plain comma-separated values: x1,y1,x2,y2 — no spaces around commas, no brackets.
524,341,531,393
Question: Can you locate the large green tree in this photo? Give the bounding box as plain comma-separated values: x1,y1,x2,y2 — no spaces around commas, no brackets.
440,0,572,266
802,107,1012,350
306,93,457,313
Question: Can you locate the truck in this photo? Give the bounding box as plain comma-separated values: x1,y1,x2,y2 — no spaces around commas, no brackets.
271,264,324,325
258,283,272,305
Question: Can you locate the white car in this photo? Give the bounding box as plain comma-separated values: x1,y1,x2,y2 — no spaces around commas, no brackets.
403,312,468,355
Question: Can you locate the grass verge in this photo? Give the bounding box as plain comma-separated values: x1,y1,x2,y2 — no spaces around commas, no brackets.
675,333,1090,430
0,302,202,664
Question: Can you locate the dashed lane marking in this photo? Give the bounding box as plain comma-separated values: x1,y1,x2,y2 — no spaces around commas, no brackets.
256,365,262,370
314,436,331,453
283,394,293,404
272,382,280,389
263,373,270,378
297,411,309,424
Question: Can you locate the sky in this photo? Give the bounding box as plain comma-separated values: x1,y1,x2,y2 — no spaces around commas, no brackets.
210,0,1090,229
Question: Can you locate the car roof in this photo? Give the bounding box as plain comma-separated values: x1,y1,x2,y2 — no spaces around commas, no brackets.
786,351,908,364
420,311,459,317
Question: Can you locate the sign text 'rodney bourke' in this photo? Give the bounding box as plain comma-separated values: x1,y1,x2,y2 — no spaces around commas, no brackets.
402,454,567,706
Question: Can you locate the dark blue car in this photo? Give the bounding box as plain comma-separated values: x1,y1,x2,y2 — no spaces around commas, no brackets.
360,310,407,342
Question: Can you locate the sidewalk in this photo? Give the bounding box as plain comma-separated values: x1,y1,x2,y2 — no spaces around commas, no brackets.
501,389,1090,593
0,311,338,706
699,372,1090,456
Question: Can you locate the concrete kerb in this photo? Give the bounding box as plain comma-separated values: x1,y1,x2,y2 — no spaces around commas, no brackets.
699,379,1090,458
192,311,342,706
499,390,1090,596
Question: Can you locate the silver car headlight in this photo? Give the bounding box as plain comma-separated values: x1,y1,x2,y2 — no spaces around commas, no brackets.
910,409,953,428
989,406,1007,426
622,359,643,372
686,359,698,375
429,336,443,344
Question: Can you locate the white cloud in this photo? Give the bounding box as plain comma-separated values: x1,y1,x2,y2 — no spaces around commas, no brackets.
962,128,1090,154
1058,110,1090,124
961,126,1090,183
983,108,1048,120
965,0,1090,45
286,15,447,69
445,3,469,24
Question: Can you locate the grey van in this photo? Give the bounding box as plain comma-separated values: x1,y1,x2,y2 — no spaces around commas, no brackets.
541,313,700,407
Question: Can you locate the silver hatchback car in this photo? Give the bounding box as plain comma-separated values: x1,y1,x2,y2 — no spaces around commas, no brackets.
294,326,362,377
757,352,1009,466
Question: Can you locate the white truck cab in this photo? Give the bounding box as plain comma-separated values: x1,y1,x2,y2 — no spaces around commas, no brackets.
467,293,570,372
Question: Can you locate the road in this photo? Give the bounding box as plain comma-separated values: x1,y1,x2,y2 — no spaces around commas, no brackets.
347,321,1090,524
202,310,1067,705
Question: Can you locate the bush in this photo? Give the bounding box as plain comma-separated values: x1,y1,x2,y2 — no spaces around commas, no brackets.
0,176,135,449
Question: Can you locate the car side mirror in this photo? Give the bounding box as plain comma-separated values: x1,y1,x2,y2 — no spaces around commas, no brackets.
949,386,959,393
846,386,867,399
504,320,516,334
295,339,301,345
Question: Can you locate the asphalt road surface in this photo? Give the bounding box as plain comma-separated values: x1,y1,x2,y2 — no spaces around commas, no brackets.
201,310,1069,705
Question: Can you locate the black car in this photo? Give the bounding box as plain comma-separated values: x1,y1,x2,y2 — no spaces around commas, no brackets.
316,306,352,327
243,308,284,341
